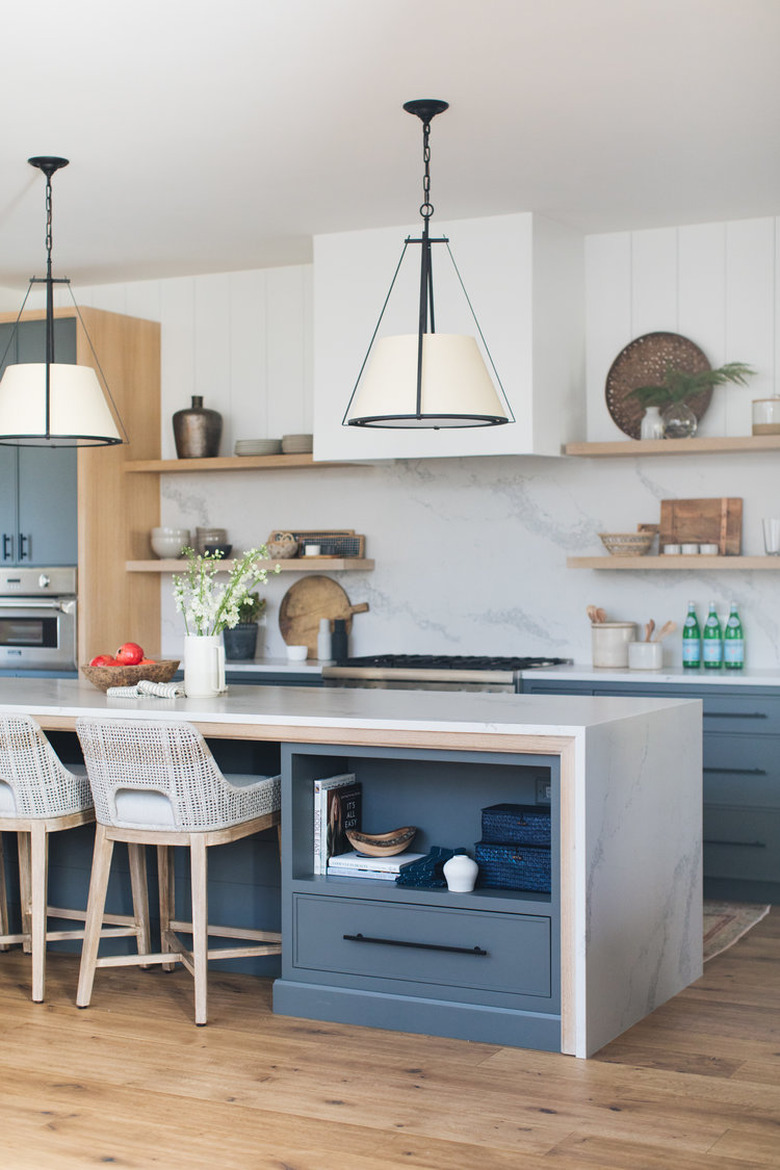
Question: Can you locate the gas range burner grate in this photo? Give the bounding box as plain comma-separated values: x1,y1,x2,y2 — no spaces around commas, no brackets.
340,655,570,671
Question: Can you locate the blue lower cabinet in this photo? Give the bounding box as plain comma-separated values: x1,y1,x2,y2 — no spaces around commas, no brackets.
274,742,562,1051
523,676,780,903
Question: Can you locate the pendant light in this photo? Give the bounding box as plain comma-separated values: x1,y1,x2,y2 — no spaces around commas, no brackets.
343,100,514,429
0,156,125,448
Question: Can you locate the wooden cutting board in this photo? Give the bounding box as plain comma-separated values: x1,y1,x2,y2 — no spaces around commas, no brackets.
279,576,369,656
659,498,742,555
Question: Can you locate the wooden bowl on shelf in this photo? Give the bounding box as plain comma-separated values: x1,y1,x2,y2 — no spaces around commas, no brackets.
345,826,417,857
81,660,180,692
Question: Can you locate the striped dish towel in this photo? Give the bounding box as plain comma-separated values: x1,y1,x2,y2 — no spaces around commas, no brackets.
106,680,185,699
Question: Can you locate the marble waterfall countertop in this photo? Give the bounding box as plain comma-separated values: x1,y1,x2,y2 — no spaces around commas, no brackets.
0,678,702,1059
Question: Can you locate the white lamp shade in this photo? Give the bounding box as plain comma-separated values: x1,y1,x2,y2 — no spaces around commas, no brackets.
346,334,510,428
0,363,122,445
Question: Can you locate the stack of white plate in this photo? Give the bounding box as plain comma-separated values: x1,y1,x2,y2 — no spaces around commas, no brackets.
234,438,282,456
281,433,313,454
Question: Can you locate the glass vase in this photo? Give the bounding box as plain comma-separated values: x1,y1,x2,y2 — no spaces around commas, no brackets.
661,401,698,439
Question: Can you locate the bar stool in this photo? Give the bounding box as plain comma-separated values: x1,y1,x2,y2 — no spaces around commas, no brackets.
75,717,282,1025
0,713,150,1002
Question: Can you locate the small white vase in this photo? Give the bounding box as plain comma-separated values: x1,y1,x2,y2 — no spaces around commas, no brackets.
640,405,664,440
442,853,479,893
183,634,226,697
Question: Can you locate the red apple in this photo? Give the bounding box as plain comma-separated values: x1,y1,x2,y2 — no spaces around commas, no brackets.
90,654,117,667
115,642,144,666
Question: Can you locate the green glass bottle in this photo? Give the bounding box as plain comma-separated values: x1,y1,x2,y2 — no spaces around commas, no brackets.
702,601,723,669
682,601,701,669
723,602,745,670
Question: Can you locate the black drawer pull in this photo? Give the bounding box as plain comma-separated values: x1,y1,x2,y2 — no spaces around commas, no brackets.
343,932,487,957
703,767,767,776
703,711,768,720
704,838,766,848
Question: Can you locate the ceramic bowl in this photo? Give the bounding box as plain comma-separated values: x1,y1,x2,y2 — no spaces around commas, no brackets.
203,543,233,559
150,527,190,558
285,644,308,661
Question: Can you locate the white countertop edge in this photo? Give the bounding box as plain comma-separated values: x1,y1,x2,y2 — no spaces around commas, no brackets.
523,663,780,686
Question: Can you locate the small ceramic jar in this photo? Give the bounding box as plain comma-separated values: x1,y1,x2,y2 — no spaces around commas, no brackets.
443,853,479,893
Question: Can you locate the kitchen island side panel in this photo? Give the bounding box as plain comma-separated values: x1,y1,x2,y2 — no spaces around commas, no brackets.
577,703,702,1056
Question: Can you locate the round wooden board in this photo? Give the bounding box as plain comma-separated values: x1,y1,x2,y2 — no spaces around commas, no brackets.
278,576,369,656
605,332,712,439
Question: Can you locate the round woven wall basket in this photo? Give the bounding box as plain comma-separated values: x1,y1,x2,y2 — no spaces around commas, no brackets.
605,332,712,439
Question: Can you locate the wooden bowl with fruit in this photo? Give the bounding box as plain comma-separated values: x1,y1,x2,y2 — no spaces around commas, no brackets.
81,643,180,692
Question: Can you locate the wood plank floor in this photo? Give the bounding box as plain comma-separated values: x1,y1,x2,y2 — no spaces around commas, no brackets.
0,908,777,1169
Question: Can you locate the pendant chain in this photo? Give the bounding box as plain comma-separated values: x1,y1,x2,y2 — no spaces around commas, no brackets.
420,120,434,223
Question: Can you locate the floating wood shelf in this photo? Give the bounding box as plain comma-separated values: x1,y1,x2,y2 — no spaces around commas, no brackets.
124,454,356,473
567,555,777,570
564,435,780,458
127,558,374,573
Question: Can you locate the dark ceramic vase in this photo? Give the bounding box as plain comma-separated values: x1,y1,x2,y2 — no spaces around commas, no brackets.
173,396,223,458
223,623,258,661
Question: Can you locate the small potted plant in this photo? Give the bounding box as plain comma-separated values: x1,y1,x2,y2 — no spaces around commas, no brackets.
629,361,755,438
222,592,267,661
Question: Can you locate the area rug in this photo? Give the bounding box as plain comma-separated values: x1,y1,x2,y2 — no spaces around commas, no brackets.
703,900,770,961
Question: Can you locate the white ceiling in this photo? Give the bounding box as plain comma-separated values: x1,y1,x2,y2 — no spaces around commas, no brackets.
1,0,778,287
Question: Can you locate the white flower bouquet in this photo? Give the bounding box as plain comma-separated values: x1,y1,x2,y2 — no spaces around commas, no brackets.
172,546,279,636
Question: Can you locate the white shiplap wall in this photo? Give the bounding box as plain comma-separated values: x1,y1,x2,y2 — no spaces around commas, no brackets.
67,214,780,668
586,218,779,439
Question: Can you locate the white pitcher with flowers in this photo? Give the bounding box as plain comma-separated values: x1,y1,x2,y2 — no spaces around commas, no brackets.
172,546,279,697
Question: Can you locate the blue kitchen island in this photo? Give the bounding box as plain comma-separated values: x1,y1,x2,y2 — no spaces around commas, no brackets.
0,678,702,1058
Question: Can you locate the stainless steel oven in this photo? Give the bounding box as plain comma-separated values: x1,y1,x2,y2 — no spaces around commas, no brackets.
0,567,77,672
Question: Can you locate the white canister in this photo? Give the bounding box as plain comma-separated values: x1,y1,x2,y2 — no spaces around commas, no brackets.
628,640,663,670
591,622,637,669
443,853,479,893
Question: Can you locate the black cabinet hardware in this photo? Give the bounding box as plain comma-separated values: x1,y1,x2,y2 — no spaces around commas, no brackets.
703,711,767,720
703,839,766,848
343,932,488,956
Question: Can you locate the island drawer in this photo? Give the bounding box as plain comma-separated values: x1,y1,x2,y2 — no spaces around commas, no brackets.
292,894,552,998
703,805,780,881
701,695,780,734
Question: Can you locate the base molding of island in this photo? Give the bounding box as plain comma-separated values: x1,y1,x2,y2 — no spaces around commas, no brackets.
273,980,562,1051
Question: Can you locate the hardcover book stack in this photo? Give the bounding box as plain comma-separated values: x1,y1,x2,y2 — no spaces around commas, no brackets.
326,850,425,880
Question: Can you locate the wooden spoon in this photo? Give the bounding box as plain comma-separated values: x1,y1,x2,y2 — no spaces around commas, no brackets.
587,605,600,624
644,620,655,642
595,607,607,624
654,620,677,642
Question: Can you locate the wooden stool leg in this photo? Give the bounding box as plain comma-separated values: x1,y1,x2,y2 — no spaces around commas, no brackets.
157,844,176,972
190,835,209,1026
17,832,32,953
127,843,152,966
77,824,114,1009
0,833,10,950
29,821,49,1003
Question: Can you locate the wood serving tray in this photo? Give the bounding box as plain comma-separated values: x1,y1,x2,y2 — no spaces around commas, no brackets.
659,498,742,554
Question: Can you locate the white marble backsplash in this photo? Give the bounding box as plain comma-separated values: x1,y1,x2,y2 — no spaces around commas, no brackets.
157,449,780,668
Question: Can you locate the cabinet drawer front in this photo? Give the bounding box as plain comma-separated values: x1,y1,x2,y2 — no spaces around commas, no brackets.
703,734,780,806
702,695,780,733
293,894,551,998
703,805,780,881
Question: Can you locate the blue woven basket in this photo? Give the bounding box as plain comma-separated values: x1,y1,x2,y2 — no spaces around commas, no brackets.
481,803,551,846
474,841,551,892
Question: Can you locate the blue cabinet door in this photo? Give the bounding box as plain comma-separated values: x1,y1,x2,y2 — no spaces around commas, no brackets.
0,318,77,565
